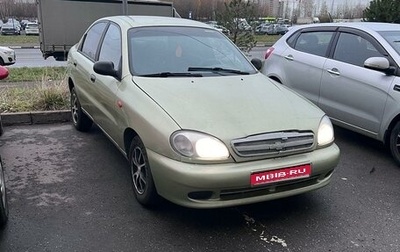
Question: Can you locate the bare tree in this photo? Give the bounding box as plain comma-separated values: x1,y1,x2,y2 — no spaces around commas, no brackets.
301,0,315,17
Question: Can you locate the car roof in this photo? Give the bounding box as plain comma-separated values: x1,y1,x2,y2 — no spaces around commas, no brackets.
293,22,400,32
97,16,211,29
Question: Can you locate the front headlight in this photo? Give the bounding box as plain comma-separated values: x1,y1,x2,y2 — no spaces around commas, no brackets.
317,115,334,146
3,50,13,56
171,130,229,160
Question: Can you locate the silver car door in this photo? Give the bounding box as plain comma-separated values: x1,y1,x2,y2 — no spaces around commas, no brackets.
280,31,334,105
319,32,393,137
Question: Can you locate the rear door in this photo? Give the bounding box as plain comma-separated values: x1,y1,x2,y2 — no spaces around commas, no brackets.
319,28,394,136
70,21,108,117
279,29,335,105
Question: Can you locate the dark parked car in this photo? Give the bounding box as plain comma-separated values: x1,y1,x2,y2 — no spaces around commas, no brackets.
0,65,9,226
1,23,21,35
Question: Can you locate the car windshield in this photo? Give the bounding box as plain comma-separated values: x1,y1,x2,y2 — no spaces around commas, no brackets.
379,31,400,55
128,26,256,77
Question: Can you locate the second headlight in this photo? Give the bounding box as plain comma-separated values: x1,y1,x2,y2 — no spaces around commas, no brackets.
171,130,230,160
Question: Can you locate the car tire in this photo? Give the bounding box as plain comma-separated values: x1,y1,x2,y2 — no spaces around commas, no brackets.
70,87,92,132
0,157,9,227
389,121,400,165
129,136,159,207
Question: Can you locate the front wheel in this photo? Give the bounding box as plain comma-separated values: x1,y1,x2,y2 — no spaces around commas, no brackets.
70,87,92,132
129,136,159,207
389,121,400,166
0,157,9,227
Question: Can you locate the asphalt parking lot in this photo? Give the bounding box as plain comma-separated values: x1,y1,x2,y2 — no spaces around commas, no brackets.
0,122,399,251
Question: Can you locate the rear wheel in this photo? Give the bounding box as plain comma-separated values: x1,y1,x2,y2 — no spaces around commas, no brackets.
389,121,400,166
0,157,9,227
129,136,158,207
70,87,92,132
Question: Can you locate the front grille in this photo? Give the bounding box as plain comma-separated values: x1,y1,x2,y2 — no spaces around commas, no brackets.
231,131,314,157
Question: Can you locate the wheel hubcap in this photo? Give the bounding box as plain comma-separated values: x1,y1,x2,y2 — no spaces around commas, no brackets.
396,132,400,153
131,146,147,195
71,92,79,124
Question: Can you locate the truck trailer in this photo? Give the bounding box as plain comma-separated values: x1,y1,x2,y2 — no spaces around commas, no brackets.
37,0,179,61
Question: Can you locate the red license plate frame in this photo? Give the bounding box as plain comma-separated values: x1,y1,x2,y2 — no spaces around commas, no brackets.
250,164,312,186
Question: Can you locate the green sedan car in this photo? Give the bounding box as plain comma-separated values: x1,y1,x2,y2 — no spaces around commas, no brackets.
67,16,340,209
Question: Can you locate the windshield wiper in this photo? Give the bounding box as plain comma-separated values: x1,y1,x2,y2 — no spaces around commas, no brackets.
139,72,203,77
187,67,250,75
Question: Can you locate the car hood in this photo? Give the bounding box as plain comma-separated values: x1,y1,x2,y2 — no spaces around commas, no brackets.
0,46,13,53
132,73,323,139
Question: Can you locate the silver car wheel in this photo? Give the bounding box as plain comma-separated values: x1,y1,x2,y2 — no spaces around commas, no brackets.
389,122,400,166
129,136,158,206
131,146,147,195
70,87,92,132
71,91,79,125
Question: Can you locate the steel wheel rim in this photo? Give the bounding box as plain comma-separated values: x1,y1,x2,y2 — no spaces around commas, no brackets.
71,92,79,124
131,146,147,195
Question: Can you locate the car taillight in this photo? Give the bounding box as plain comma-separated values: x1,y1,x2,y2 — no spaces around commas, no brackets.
264,47,274,60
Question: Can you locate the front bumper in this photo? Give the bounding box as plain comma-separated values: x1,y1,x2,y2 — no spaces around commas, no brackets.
148,143,340,208
1,53,16,65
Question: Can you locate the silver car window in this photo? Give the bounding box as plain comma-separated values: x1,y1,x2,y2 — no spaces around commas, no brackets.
333,33,383,67
379,31,400,56
128,26,256,76
294,32,334,57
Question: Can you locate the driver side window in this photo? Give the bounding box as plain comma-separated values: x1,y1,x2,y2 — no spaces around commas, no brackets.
333,33,383,67
99,23,122,71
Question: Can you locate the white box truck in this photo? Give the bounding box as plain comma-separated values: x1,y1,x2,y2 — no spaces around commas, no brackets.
36,0,179,61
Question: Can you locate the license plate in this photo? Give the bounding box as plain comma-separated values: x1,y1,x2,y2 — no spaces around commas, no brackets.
250,164,311,186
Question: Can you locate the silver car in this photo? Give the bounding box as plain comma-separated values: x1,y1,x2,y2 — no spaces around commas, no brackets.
262,22,400,165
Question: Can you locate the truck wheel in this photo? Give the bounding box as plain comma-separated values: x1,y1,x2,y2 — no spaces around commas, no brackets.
70,87,92,132
0,157,9,227
129,136,159,207
389,121,400,166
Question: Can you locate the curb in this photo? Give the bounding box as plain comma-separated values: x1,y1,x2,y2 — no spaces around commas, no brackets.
1,110,71,126
8,45,40,49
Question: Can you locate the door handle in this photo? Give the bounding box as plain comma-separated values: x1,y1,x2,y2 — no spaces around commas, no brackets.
327,68,340,76
284,55,294,61
90,74,96,83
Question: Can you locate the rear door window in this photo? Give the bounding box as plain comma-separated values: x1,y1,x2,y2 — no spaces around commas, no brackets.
293,31,334,57
80,22,107,61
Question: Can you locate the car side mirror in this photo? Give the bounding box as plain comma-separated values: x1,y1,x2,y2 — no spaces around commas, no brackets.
251,58,263,70
364,57,395,75
93,61,120,80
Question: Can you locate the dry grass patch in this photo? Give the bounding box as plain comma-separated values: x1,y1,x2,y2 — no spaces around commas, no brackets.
0,67,69,113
